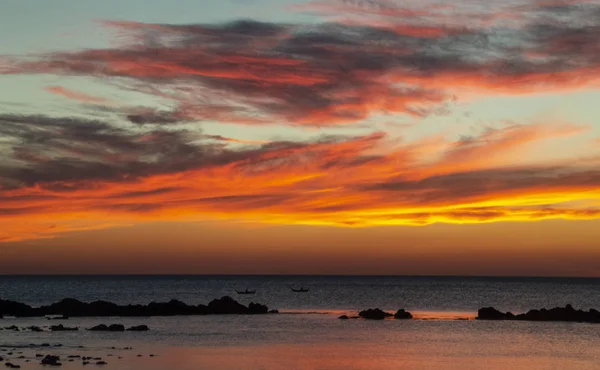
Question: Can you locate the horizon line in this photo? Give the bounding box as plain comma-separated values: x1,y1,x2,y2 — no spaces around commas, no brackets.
0,273,599,279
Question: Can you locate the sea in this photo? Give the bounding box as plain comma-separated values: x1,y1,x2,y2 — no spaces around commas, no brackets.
0,275,599,370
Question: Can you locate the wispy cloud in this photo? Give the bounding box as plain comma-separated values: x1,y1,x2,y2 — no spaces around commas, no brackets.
3,0,600,126
0,112,598,242
1,0,600,242
44,86,111,104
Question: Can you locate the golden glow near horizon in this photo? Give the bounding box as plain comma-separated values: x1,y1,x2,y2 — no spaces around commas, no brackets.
1,0,600,275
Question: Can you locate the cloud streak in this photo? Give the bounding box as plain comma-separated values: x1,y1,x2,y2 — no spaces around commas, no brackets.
2,0,600,242
3,0,600,126
1,112,599,242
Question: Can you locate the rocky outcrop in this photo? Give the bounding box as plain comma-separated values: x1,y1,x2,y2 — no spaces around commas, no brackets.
358,308,393,320
477,305,600,323
393,309,413,320
50,324,78,331
0,296,275,318
40,355,61,366
126,325,149,331
88,324,125,332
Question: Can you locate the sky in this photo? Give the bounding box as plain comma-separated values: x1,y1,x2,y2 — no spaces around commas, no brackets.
1,0,600,276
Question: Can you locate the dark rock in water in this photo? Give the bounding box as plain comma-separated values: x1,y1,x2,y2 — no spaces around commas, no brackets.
0,357,3,361
41,355,61,366
50,324,78,332
477,307,515,320
394,309,413,320
68,359,73,362
126,325,149,331
4,363,20,368
96,361,107,365
268,309,279,314
67,355,80,358
35,355,43,358
108,324,125,332
477,305,600,323
41,344,50,347
207,296,250,314
82,361,89,365
338,315,349,320
28,326,44,332
149,354,155,357
88,324,124,331
248,302,269,314
358,308,393,320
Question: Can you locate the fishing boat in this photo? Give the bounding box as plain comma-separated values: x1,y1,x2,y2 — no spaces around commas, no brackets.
290,286,310,293
235,288,256,295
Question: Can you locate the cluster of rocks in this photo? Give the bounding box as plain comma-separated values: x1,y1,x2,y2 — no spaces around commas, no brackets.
477,304,600,323
0,296,273,318
88,324,149,332
339,308,413,320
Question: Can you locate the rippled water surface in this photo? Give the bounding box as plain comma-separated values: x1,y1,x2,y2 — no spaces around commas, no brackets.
1,276,599,369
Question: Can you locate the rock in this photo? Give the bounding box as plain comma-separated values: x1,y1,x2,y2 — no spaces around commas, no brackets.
41,344,50,347
268,309,279,314
477,305,600,323
41,355,61,366
108,324,125,332
87,324,124,332
476,307,514,320
358,308,393,320
126,325,149,331
50,324,78,332
67,355,80,358
35,355,43,358
393,309,413,320
4,363,20,369
207,296,249,314
248,302,269,314
338,315,349,320
82,361,89,365
0,357,3,361
28,326,44,332
96,361,107,365
137,355,142,357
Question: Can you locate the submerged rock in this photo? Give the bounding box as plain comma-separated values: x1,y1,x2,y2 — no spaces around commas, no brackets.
358,308,393,320
393,309,413,320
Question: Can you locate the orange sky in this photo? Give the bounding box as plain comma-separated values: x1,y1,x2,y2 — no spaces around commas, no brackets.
1,0,600,276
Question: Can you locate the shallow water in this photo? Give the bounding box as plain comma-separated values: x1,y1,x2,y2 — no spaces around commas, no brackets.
1,276,599,369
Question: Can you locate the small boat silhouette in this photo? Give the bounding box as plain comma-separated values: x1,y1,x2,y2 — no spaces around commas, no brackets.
290,286,310,293
235,288,256,295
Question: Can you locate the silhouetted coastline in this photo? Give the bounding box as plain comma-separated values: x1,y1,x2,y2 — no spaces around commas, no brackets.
0,296,273,318
477,304,600,323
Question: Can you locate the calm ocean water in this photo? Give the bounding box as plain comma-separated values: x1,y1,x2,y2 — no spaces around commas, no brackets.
1,276,599,370
1,275,599,313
